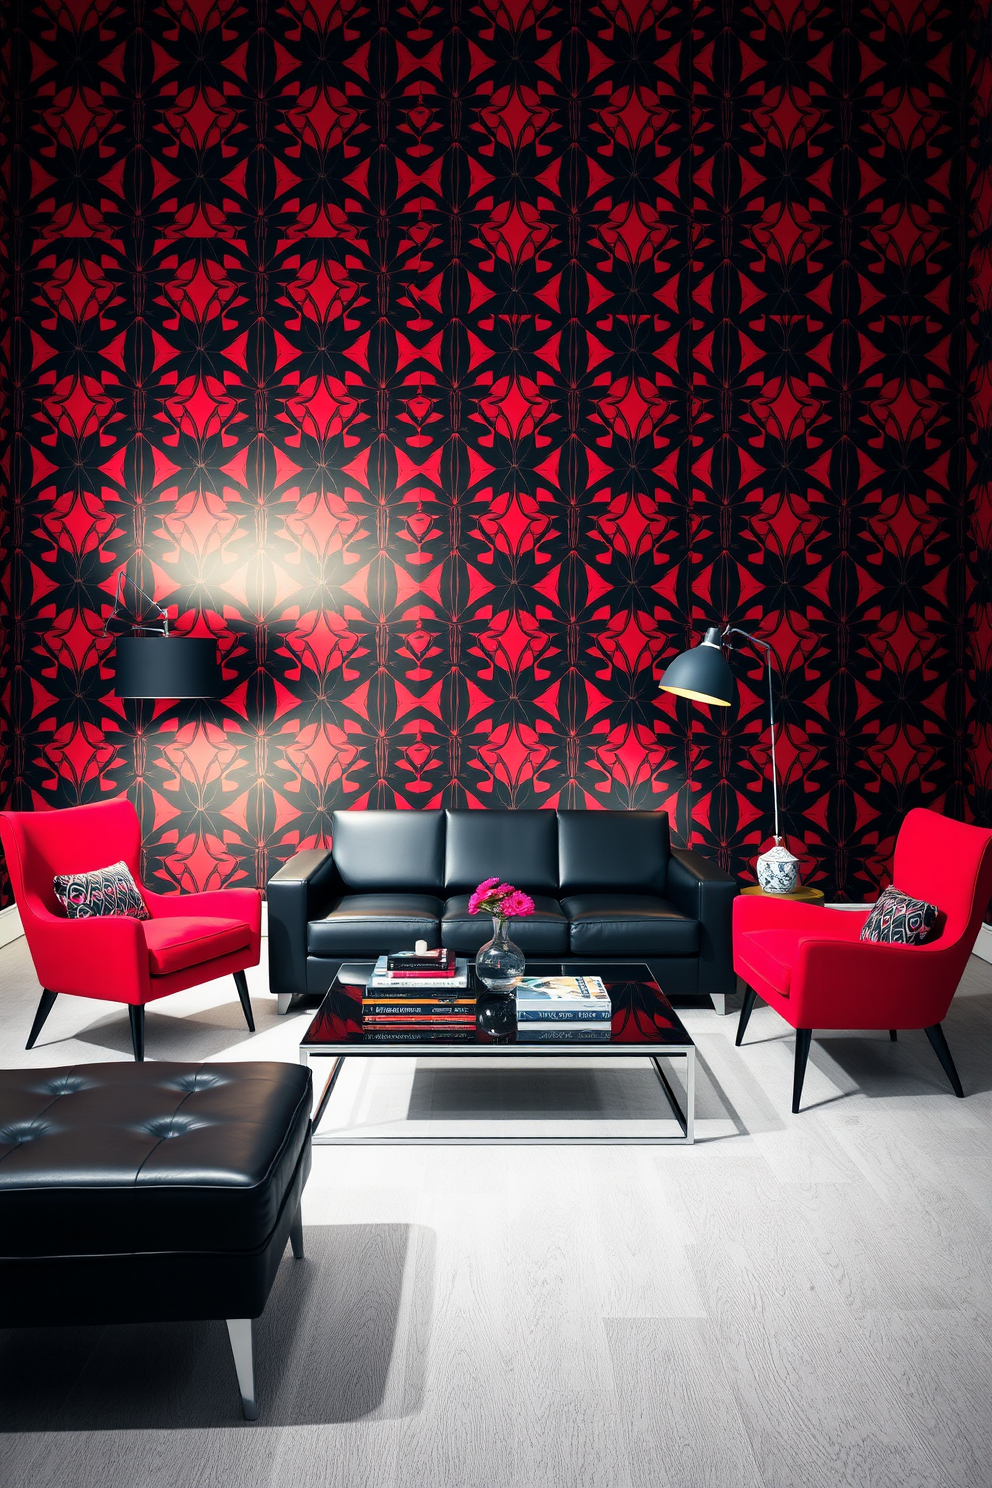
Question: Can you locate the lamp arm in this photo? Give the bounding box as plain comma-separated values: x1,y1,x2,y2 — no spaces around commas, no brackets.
721,627,780,842
103,571,171,637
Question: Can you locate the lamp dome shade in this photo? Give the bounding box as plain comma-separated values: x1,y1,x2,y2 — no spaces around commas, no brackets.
658,627,734,707
114,637,221,698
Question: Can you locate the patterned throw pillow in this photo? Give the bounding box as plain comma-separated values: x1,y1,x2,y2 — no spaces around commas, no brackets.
53,861,150,921
860,885,939,946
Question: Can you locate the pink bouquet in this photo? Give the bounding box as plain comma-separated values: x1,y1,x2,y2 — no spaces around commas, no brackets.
468,877,535,921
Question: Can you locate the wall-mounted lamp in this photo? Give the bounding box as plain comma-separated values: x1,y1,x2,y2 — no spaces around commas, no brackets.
105,572,221,699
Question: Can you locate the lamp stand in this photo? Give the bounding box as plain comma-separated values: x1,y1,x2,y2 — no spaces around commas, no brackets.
721,627,800,893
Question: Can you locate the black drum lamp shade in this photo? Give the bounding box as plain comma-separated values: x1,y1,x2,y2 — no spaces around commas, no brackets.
114,637,221,698
658,627,735,707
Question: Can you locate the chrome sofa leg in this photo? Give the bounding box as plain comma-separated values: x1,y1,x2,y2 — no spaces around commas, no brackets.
290,1203,304,1259
277,992,292,1016
710,993,727,1015
226,1318,258,1420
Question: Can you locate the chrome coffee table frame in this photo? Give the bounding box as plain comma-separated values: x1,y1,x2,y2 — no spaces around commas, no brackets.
298,962,695,1146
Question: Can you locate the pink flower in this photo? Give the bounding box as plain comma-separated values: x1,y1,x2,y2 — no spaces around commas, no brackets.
499,890,535,919
468,876,501,915
468,879,535,919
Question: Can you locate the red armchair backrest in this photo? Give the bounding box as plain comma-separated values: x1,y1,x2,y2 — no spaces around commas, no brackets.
892,807,992,956
0,797,143,926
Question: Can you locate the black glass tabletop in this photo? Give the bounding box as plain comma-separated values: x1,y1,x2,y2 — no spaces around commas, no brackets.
300,961,694,1054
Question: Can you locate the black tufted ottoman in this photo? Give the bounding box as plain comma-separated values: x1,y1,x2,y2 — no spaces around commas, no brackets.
0,1060,312,1420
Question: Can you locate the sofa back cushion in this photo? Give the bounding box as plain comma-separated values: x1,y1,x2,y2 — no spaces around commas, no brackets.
331,810,444,891
557,810,670,894
444,809,559,893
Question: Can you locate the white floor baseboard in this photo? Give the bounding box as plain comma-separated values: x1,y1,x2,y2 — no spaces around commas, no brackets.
974,922,992,965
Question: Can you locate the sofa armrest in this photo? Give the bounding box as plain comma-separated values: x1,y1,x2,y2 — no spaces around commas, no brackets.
266,850,341,1004
667,847,738,1001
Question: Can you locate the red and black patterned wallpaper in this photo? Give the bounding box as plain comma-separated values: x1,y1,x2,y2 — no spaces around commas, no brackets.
969,0,992,868
0,0,985,904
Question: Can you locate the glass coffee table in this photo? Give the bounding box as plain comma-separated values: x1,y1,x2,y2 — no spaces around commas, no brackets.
299,961,695,1145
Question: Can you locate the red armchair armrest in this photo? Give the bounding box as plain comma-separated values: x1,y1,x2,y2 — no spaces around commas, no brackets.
790,935,961,1029
21,906,151,1004
142,886,262,934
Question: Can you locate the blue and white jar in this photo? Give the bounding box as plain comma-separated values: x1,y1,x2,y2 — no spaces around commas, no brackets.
756,838,801,895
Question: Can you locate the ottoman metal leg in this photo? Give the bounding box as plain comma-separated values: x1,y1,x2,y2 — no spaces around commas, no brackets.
226,1317,258,1420
289,1203,304,1260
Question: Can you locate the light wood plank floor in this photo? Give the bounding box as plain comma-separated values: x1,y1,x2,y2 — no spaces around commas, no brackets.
1,935,991,1487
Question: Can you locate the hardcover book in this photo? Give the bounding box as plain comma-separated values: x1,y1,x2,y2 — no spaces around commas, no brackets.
362,1000,477,1016
386,948,454,972
515,1024,612,1042
515,975,612,1021
367,955,469,990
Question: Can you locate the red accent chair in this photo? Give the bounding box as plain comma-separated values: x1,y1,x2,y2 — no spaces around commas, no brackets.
0,798,262,1061
734,808,992,1112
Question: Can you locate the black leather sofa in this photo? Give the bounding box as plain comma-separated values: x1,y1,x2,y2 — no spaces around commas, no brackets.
267,809,737,1014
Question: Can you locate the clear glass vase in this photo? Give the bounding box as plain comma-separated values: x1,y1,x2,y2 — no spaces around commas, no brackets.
475,915,525,995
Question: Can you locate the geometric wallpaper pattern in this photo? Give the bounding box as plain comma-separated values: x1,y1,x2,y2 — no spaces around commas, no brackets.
0,0,985,905
969,0,992,864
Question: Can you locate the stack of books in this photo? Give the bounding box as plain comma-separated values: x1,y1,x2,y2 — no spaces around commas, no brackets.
362,949,474,1035
515,975,613,1041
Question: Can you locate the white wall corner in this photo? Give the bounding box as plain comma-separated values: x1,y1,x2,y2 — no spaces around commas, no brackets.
0,903,23,948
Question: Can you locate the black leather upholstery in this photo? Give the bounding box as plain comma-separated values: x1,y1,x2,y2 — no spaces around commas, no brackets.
266,848,340,1005
441,894,569,954
666,846,738,999
557,811,669,893
0,1062,312,1259
308,894,442,954
331,809,444,891
444,809,559,892
0,1141,310,1327
266,809,738,1007
562,894,699,955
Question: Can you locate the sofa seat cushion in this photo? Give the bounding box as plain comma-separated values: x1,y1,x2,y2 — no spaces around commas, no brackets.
735,928,803,995
441,894,569,955
0,1061,312,1258
308,894,443,956
562,895,699,956
143,916,251,975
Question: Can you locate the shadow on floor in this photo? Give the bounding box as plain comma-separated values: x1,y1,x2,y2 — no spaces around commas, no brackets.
404,1053,746,1130
0,1222,435,1431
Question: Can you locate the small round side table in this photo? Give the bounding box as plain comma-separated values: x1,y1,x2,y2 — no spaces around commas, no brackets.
740,885,825,904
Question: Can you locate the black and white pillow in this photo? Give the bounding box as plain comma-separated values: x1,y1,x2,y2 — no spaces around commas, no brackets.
860,885,939,946
53,861,150,921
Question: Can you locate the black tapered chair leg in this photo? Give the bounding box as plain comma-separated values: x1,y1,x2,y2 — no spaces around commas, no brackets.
792,1029,812,1113
924,1023,963,1097
735,987,757,1047
128,1004,145,1062
26,989,58,1050
889,1029,898,1042
233,970,255,1032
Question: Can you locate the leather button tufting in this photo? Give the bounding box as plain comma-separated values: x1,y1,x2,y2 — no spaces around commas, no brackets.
0,1060,312,1257
173,1072,227,1091
0,1122,49,1143
143,1116,199,1139
43,1076,86,1095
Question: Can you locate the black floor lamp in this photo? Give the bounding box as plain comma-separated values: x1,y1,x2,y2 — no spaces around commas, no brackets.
659,625,800,893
